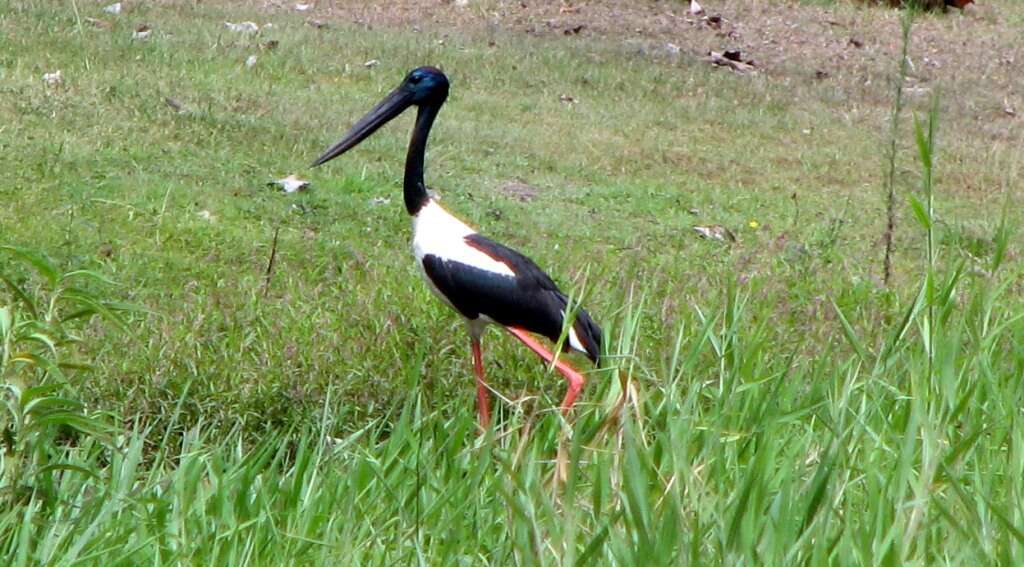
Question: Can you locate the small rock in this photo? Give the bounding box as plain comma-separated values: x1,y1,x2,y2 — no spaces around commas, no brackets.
270,175,311,193
224,21,260,33
42,70,62,86
132,24,152,39
164,97,185,112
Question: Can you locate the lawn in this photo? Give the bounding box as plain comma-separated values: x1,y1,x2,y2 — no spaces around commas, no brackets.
1,0,1023,564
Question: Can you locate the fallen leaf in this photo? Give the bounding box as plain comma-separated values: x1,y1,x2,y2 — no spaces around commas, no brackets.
559,94,577,104
689,0,705,16
85,17,112,29
305,19,328,29
262,40,280,50
103,2,122,15
270,175,311,194
559,4,579,13
707,50,756,73
1005,105,1017,118
224,21,260,33
295,2,312,10
563,24,585,35
693,224,736,243
245,55,258,68
42,70,62,86
364,59,380,68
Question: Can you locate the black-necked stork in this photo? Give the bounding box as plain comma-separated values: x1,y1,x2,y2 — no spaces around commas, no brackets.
312,67,601,427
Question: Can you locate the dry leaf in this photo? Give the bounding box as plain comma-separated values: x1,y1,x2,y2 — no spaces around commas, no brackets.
305,19,328,29
559,94,577,104
224,21,260,33
85,17,112,29
563,24,585,35
270,175,311,193
707,50,756,74
693,224,736,243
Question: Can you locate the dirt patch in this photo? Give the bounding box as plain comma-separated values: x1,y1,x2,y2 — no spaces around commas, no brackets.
256,0,1020,121
240,0,1023,155
498,179,540,202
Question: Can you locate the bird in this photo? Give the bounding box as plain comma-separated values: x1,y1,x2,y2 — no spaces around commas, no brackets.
311,66,602,428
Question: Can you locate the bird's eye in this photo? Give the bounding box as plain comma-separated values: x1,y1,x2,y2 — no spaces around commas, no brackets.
409,74,422,84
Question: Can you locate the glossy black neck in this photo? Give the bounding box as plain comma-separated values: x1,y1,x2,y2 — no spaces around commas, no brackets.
404,102,442,216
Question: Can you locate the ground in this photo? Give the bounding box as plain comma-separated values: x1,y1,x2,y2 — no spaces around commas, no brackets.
1,0,1023,564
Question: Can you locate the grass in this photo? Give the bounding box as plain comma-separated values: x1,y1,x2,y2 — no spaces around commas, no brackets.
2,0,1023,563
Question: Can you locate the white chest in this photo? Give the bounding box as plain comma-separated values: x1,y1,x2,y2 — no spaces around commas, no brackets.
411,201,515,277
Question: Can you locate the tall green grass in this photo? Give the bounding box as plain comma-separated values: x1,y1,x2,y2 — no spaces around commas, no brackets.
2,218,1023,563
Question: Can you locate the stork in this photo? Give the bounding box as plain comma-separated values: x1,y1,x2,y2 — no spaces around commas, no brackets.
312,67,601,428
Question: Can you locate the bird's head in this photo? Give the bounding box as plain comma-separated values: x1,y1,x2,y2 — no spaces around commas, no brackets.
312,66,449,167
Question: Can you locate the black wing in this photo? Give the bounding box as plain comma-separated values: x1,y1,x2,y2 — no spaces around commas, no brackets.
420,234,601,363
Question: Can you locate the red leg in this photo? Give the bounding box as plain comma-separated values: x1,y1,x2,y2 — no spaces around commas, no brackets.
505,327,586,415
472,337,491,428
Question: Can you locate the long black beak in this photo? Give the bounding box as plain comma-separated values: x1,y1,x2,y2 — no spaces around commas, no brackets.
311,87,413,167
